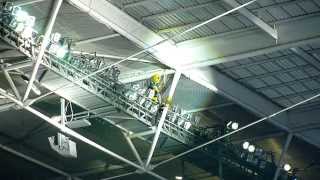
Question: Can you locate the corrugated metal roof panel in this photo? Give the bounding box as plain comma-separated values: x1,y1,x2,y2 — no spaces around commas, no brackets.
261,62,283,72
283,3,306,17
247,65,268,75
260,88,281,98
299,0,320,13
276,58,297,69
276,98,293,107
246,79,266,88
275,86,295,96
289,83,308,93
231,68,252,78
261,76,282,85
220,16,246,30
303,80,320,90
267,6,291,20
289,70,309,79
276,73,295,82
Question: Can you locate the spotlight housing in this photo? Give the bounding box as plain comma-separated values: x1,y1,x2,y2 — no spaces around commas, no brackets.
283,163,291,172
227,121,239,130
242,141,250,150
56,47,68,58
248,145,255,153
184,121,192,130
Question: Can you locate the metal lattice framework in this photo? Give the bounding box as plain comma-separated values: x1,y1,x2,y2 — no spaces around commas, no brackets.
0,15,287,179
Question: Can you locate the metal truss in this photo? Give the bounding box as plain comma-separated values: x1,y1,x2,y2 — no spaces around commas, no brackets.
0,19,283,179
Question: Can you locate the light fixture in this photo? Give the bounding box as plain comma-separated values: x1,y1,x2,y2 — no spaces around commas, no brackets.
175,176,183,180
184,121,192,130
51,32,61,43
248,145,255,153
56,47,68,58
227,121,239,130
242,141,250,150
21,26,33,39
25,15,35,27
14,22,25,32
14,8,29,22
283,163,292,172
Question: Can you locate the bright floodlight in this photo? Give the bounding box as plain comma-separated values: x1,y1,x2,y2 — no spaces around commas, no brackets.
283,163,292,172
25,16,36,27
248,145,255,153
15,9,29,22
14,22,25,32
56,47,68,58
242,141,250,150
227,121,239,130
184,121,192,130
175,176,183,180
231,122,239,130
21,27,33,39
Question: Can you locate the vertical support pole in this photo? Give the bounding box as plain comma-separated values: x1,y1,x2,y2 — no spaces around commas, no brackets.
23,0,63,102
273,133,293,180
3,69,22,100
61,98,66,126
122,132,144,166
145,71,181,168
218,148,223,180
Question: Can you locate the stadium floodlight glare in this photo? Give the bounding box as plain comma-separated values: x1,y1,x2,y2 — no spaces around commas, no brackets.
56,47,68,58
242,141,250,150
184,121,192,130
15,9,29,22
14,22,25,32
248,145,256,153
283,163,292,172
21,27,33,39
227,121,239,130
12,6,21,16
25,16,36,27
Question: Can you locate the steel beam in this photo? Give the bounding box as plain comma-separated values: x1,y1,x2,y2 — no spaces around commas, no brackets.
0,88,167,180
222,0,278,39
273,133,293,180
123,132,144,166
145,71,181,167
180,13,320,69
3,68,22,100
2,61,33,71
119,69,175,84
184,102,234,114
66,0,320,149
14,0,48,6
74,34,120,46
23,0,63,102
153,92,320,169
72,51,155,64
291,47,320,71
129,128,156,139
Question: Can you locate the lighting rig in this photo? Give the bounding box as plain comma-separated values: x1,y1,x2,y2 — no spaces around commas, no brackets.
0,2,295,179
